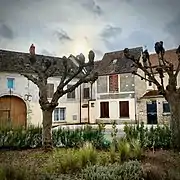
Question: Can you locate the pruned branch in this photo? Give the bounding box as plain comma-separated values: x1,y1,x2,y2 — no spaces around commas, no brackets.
51,50,97,105
21,73,39,86
174,53,180,77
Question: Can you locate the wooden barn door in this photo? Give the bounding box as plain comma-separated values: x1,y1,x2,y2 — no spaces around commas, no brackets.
0,96,27,127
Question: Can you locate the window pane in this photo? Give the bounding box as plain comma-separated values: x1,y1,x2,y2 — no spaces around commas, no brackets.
54,108,59,121
109,75,118,92
163,102,170,113
60,108,65,120
7,78,14,89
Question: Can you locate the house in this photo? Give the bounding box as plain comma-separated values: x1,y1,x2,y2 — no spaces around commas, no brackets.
136,48,179,124
93,47,143,124
0,47,143,127
0,49,96,127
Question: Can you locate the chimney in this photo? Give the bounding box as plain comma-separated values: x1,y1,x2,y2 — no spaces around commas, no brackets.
29,44,35,55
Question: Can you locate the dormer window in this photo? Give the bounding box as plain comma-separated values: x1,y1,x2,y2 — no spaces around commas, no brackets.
112,59,117,64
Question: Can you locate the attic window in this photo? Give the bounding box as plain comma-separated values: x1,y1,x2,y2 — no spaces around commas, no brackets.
112,59,117,64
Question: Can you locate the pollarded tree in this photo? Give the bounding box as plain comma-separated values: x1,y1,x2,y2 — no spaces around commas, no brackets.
123,42,180,149
19,44,98,150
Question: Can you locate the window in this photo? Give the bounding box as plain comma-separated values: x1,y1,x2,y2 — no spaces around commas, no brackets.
163,102,170,113
47,83,54,98
109,74,118,92
100,102,109,118
67,85,75,99
7,78,15,89
119,101,129,118
54,108,66,121
83,87,90,99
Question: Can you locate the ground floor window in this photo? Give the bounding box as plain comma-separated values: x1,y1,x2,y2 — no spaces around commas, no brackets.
100,102,109,118
119,101,129,118
163,102,170,113
54,108,66,121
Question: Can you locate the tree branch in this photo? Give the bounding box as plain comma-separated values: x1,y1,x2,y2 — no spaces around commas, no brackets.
174,54,180,77
21,73,39,86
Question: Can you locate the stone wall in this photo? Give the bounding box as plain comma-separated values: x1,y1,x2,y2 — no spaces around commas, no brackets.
136,97,170,124
120,73,135,92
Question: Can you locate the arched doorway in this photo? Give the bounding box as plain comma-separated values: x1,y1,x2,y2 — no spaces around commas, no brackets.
0,95,27,127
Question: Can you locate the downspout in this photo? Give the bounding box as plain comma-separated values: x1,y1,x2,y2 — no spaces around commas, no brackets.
88,100,90,124
88,82,93,124
79,85,82,124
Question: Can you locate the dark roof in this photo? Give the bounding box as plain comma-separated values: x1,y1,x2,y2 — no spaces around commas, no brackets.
94,47,143,76
0,49,77,75
141,90,163,98
149,48,179,70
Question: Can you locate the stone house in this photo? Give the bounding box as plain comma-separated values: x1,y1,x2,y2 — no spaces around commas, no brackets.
136,48,179,124
93,47,142,124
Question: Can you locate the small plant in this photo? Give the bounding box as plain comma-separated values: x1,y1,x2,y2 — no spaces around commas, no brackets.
81,160,143,180
109,143,117,163
78,142,97,167
111,121,118,149
117,138,131,162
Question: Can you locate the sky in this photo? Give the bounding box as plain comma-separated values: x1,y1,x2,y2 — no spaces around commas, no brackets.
0,0,180,60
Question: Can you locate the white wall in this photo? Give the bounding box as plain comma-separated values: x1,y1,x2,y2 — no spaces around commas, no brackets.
0,72,87,126
96,98,135,121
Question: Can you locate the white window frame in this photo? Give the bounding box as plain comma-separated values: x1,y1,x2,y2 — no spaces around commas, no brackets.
53,107,66,122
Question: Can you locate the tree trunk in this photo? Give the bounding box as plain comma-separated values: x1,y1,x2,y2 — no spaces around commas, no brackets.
168,94,180,150
42,109,53,151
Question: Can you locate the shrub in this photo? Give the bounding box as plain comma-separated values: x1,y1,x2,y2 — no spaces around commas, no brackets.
44,143,97,174
81,160,143,180
0,124,106,150
117,138,142,162
78,142,97,167
124,122,171,149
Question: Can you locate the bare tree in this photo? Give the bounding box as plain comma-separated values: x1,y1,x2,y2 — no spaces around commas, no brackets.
19,44,98,150
123,42,180,149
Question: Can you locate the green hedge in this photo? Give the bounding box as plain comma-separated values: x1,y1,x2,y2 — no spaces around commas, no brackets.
0,124,108,150
124,122,171,149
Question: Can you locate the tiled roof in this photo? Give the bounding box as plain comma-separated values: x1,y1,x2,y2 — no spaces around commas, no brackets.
0,49,78,75
149,49,179,70
94,47,143,76
0,47,143,76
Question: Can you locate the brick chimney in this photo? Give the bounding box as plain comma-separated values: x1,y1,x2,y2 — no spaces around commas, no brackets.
29,44,35,55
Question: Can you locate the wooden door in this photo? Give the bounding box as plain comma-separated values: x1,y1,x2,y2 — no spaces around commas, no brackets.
0,96,27,127
100,102,109,118
119,101,129,118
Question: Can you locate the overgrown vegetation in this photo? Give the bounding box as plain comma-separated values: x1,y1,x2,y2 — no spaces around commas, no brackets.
124,122,171,149
0,124,107,150
0,123,179,179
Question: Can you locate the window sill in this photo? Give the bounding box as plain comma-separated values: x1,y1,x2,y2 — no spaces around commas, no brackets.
162,113,171,116
53,121,66,124
119,117,130,119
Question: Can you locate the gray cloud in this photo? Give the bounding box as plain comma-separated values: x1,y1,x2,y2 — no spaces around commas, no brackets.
93,49,104,59
165,12,180,45
101,25,122,39
41,49,56,56
54,29,72,43
81,0,103,16
0,24,14,39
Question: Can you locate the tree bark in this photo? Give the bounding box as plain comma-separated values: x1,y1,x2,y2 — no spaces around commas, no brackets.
42,108,53,151
168,93,180,150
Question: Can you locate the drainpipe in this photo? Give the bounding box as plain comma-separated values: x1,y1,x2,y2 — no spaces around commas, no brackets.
88,82,93,124
88,100,90,124
79,85,82,124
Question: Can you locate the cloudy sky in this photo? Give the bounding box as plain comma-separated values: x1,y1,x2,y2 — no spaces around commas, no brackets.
0,0,179,60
